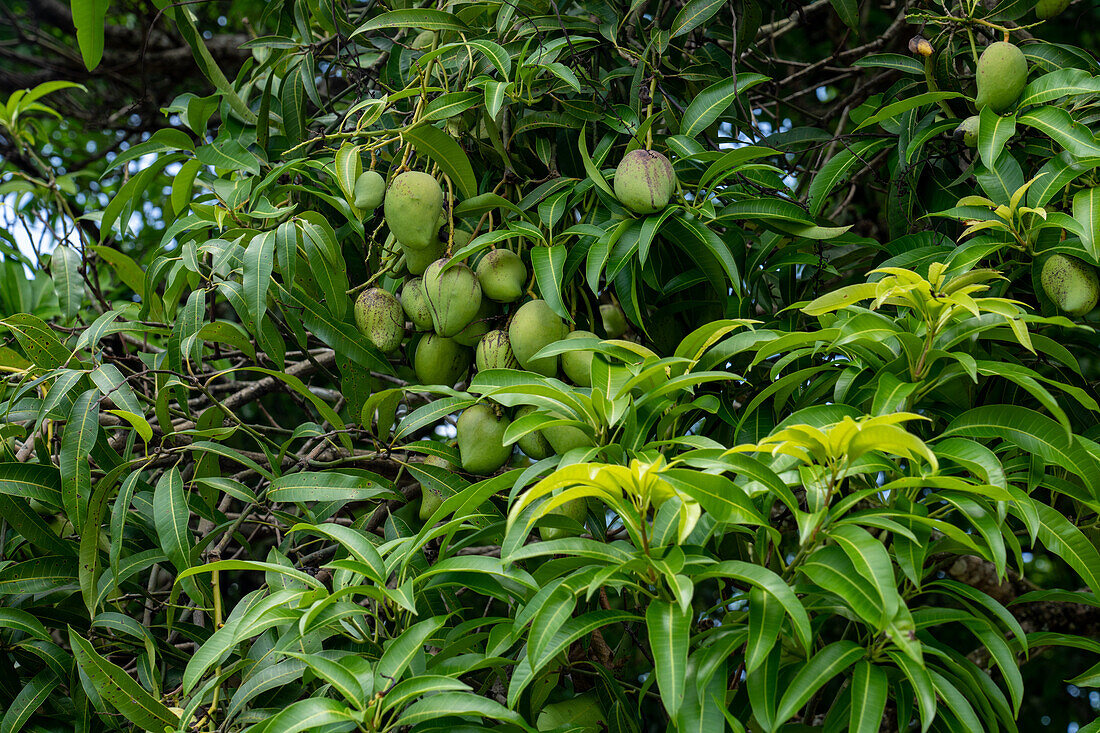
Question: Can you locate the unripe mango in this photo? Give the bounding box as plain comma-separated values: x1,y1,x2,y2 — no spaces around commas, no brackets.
476,330,519,371
454,298,496,347
509,299,567,377
411,30,436,50
457,404,512,475
354,288,404,353
515,405,553,459
402,236,444,276
613,149,676,214
561,331,596,387
418,454,455,520
975,42,1028,114
1035,0,1069,19
1041,253,1099,316
422,259,483,337
544,423,595,454
384,171,443,249
956,115,980,147
600,303,627,338
400,278,434,331
353,171,386,210
536,694,606,732
414,334,471,387
476,249,528,303
538,498,588,541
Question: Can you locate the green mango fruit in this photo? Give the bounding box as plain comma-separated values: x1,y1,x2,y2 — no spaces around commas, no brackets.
561,331,596,387
400,278,434,331
411,30,436,50
353,170,385,210
402,236,444,276
1040,253,1099,316
509,299,567,377
538,497,588,541
544,423,595,454
1035,0,1069,19
476,249,528,303
453,297,496,347
974,42,1028,113
457,403,512,475
600,303,627,338
418,454,455,520
514,405,553,460
536,694,606,732
354,288,404,353
613,149,677,214
476,329,519,371
422,258,483,337
414,334,471,387
384,171,443,249
956,115,979,147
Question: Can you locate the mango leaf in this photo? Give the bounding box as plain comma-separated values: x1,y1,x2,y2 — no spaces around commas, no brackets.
1073,187,1100,260
71,0,109,70
531,244,568,320
68,628,179,731
773,641,864,726
352,9,471,35
403,124,477,199
977,107,1016,170
671,0,725,37
267,472,395,503
848,662,888,733
680,74,767,138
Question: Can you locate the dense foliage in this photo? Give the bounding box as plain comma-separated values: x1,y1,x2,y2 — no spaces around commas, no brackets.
2,0,1100,731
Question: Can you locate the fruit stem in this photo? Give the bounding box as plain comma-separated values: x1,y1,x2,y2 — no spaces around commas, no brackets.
444,175,455,257
645,77,657,149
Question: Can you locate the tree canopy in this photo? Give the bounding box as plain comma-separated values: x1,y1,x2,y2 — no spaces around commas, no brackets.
2,0,1100,731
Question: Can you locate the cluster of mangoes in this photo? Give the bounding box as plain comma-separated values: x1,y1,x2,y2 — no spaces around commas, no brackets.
349,149,677,526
